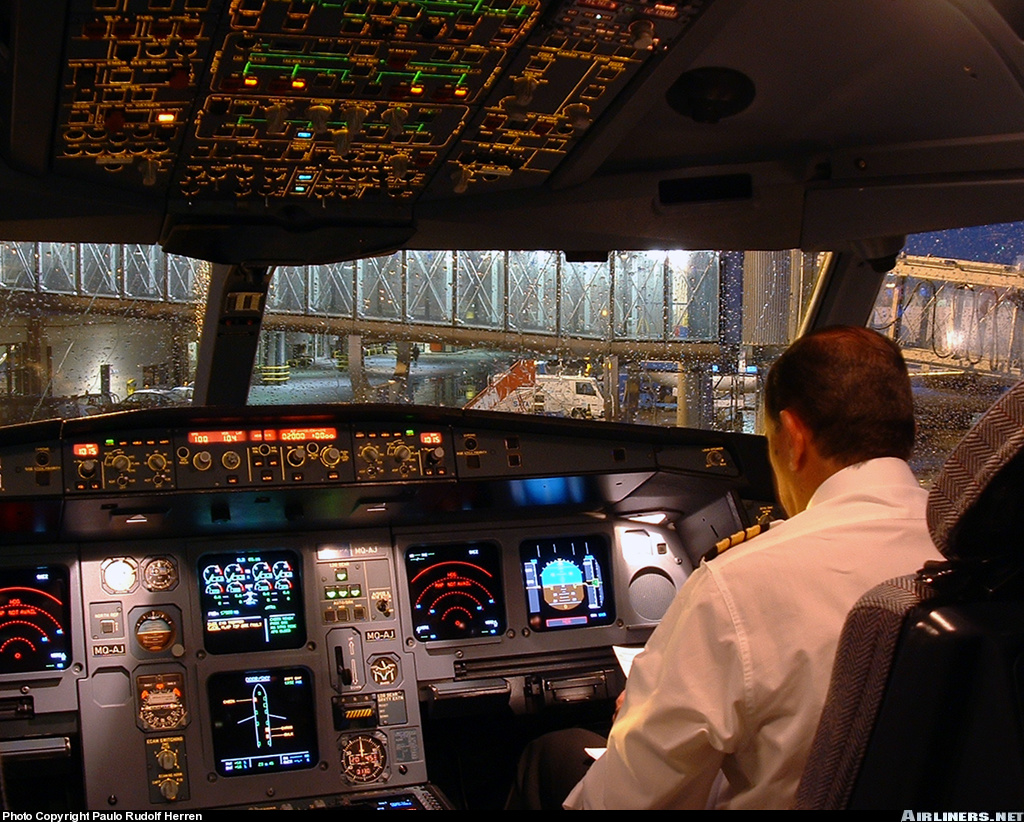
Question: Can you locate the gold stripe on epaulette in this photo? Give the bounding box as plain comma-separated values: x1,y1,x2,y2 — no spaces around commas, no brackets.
702,523,770,563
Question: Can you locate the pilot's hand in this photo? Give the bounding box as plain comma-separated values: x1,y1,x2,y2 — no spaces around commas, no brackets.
612,690,626,722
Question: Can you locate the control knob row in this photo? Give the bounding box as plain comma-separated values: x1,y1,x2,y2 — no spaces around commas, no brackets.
359,444,423,464
192,450,242,471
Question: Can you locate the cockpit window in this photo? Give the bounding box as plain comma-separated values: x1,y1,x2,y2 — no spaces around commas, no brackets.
0,244,810,437
2,228,1016,492
0,241,208,423
867,222,1024,485
248,248,815,434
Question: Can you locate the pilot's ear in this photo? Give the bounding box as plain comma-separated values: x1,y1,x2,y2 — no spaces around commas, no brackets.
779,408,809,471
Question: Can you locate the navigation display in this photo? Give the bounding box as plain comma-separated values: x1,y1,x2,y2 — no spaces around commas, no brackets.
0,566,72,674
208,667,318,777
199,550,305,654
405,542,505,642
520,536,615,631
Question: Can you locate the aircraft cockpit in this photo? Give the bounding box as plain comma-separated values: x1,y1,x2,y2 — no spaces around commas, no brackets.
0,0,1023,811
0,404,773,809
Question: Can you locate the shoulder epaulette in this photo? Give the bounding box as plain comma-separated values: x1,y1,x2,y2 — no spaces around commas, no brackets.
702,523,770,563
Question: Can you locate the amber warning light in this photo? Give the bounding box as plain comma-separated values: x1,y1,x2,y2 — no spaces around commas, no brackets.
73,443,99,457
188,430,247,445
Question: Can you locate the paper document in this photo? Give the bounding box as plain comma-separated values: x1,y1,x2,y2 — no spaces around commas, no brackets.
585,646,645,761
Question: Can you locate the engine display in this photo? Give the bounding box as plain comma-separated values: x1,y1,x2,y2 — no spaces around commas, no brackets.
0,566,72,674
520,535,614,631
199,550,305,654
405,543,505,642
208,667,318,777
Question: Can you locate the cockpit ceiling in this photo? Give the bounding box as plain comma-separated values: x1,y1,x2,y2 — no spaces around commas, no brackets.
1,0,1024,263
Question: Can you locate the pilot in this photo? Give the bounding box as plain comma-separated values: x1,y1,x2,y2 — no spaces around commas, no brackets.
507,325,943,810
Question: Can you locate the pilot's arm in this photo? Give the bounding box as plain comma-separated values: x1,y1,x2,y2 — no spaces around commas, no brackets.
563,563,747,809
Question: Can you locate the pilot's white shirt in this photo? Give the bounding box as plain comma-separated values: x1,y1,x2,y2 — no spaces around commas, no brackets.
563,457,943,810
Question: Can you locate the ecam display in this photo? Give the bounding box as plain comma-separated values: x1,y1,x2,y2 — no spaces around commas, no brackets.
198,549,306,654
207,667,318,777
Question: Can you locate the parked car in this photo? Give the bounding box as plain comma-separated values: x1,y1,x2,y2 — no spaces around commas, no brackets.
115,387,192,410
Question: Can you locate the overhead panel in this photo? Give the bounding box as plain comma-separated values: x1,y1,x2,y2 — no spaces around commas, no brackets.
52,0,713,229
58,2,219,196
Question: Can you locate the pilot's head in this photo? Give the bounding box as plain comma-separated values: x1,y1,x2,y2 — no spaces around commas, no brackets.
763,326,915,515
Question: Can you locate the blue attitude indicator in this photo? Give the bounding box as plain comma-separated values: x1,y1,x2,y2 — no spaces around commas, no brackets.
520,535,615,632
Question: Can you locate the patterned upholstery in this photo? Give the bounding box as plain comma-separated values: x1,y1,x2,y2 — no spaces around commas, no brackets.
793,575,934,809
927,378,1024,559
796,377,1024,808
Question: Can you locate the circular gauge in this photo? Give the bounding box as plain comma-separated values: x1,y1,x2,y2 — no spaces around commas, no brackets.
135,610,176,653
251,561,272,580
340,732,389,785
142,557,178,592
137,673,187,731
202,564,224,585
224,563,245,581
101,557,138,594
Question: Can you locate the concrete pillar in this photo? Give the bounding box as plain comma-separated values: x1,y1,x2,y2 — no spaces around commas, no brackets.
274,331,287,366
393,341,412,402
603,355,619,421
676,365,707,429
24,317,46,395
348,334,370,402
394,341,411,379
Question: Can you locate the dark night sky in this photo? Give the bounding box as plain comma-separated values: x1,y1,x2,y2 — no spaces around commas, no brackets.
904,222,1024,265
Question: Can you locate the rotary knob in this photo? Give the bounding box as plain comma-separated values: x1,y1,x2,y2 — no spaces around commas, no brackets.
321,446,341,467
148,453,167,472
193,451,212,471
159,778,180,800
112,454,131,473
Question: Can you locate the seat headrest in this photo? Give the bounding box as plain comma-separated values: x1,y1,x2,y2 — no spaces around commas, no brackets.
927,378,1024,560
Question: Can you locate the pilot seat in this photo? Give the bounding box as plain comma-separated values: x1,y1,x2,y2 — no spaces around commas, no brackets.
796,377,1024,809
